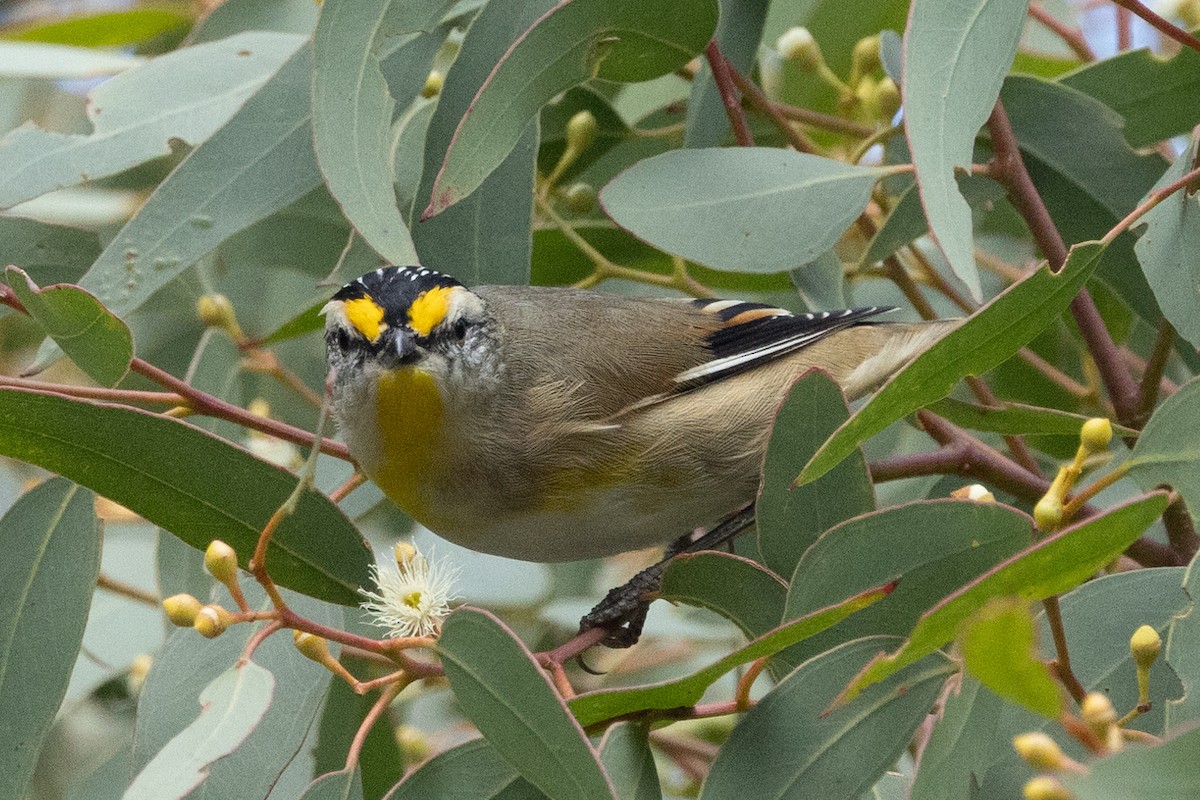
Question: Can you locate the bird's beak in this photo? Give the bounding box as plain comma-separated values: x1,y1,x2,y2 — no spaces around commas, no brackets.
379,327,419,367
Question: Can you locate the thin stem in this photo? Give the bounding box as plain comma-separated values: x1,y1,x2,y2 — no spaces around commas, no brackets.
734,657,768,710
97,573,160,607
1109,0,1200,53
1163,497,1200,563
705,41,754,146
353,668,409,695
238,620,283,666
0,375,182,406
1104,164,1200,246
345,680,406,770
773,101,874,137
329,471,368,504
539,627,608,666
849,123,903,165
129,358,352,460
985,101,1142,427
1028,2,1097,61
549,662,575,698
1043,597,1087,702
1116,5,1132,50
725,65,816,153
1138,321,1179,423
1062,464,1130,521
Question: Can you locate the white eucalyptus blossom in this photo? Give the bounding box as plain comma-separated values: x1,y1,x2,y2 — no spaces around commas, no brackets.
359,547,459,638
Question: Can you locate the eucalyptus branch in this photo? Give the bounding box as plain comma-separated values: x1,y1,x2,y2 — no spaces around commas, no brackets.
1137,320,1179,419
773,100,875,137
1109,0,1200,53
1162,496,1200,563
0,374,182,406
705,41,755,146
1028,2,1097,61
985,101,1142,427
1044,596,1087,702
97,573,161,607
724,62,817,153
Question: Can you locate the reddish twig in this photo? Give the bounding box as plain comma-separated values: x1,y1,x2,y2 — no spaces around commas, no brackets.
1109,0,1200,53
1028,2,1097,61
725,65,817,153
705,41,754,146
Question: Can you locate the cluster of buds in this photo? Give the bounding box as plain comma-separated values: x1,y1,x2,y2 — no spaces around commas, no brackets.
161,539,246,639
543,109,599,205
1033,418,1113,532
775,27,899,124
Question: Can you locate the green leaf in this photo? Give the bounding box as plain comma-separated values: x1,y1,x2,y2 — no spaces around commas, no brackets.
699,638,955,800
569,582,893,728
601,148,884,273
907,675,1011,800
72,42,321,325
257,298,327,346
3,7,193,46
134,584,339,794
190,0,318,42
311,0,440,265
125,662,275,800
0,388,372,605
300,769,364,800
0,217,100,289
0,479,99,800
1060,44,1200,148
958,597,1062,718
411,0,548,285
1063,726,1200,800
387,738,544,799
660,551,788,640
780,499,1031,670
437,608,616,800
313,656,405,799
840,491,1170,703
790,249,847,309
757,370,874,579
1130,376,1200,527
599,724,661,800
424,0,718,215
797,240,1104,487
1133,135,1200,349
926,396,1138,438
1167,554,1200,733
5,267,132,387
902,0,1028,298
0,32,305,208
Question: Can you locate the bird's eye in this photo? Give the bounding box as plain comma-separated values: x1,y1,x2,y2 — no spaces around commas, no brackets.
453,319,468,340
336,328,351,351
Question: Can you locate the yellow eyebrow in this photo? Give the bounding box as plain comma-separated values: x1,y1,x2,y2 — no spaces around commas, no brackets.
343,297,386,342
408,286,454,337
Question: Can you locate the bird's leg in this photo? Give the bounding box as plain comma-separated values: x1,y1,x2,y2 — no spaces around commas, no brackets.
578,503,757,648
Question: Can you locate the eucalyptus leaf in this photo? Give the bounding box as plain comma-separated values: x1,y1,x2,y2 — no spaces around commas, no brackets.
425,0,718,215
1063,726,1200,800
438,608,616,800
0,32,305,208
1130,377,1200,527
0,388,372,605
660,551,787,640
798,241,1103,487
902,0,1030,298
599,724,661,800
602,148,885,273
0,479,99,800
841,492,1169,703
385,738,543,799
958,597,1062,718
5,267,133,387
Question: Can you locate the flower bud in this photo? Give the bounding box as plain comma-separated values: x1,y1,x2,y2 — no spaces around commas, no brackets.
1080,691,1117,728
1130,624,1162,670
204,540,239,585
194,604,232,638
562,182,597,214
777,27,822,71
1080,417,1113,453
422,70,444,98
873,77,901,121
196,294,244,341
1034,494,1063,532
163,593,202,627
952,484,996,503
850,34,882,81
395,724,431,764
394,540,418,569
565,110,598,156
293,630,332,664
1023,776,1075,800
1013,732,1068,770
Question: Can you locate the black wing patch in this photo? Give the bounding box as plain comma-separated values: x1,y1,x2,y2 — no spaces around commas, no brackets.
674,300,896,392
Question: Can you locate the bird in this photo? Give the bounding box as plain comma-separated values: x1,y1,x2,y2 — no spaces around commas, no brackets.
322,265,955,564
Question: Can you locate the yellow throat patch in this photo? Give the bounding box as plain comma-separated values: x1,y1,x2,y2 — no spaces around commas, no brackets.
372,366,446,525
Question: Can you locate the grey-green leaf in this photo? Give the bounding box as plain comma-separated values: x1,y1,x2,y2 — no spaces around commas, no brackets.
5,267,133,387
437,608,616,800
0,479,99,800
385,738,543,799
124,662,275,800
74,42,321,325
1063,726,1200,800
1130,376,1200,527
903,0,1030,298
699,638,954,800
1132,134,1200,348
602,148,884,273
425,0,718,215
599,724,661,800
312,0,441,265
